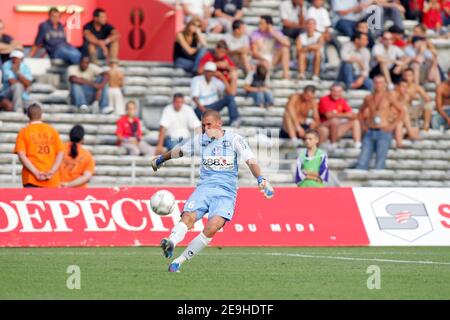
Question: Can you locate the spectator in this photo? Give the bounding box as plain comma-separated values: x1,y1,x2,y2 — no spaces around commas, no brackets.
0,50,32,112
356,19,376,49
307,0,332,35
198,40,238,95
60,125,95,188
295,129,329,187
108,58,125,115
251,16,291,80
337,31,373,91
370,31,408,90
422,0,444,33
212,0,243,33
68,56,111,114
389,25,408,49
443,0,450,26
181,0,212,32
191,61,240,127
404,36,441,86
116,101,154,156
280,0,308,40
225,20,252,75
331,0,370,38
82,8,120,64
296,18,324,81
14,103,64,188
318,83,362,148
155,93,201,155
401,0,424,20
173,17,207,74
361,0,405,34
29,7,81,65
280,85,322,142
403,68,433,131
355,75,404,170
244,63,274,109
0,19,23,67
433,68,450,130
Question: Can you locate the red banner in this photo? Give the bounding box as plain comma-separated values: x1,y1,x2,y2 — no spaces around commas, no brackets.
0,187,369,247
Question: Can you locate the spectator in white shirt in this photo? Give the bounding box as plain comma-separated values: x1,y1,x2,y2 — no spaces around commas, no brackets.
296,19,324,81
307,0,331,34
280,0,308,40
404,36,441,86
181,0,212,32
155,93,202,155
191,61,241,127
225,20,252,75
331,0,371,38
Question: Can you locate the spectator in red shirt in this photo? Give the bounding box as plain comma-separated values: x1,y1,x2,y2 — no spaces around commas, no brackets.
318,83,361,148
423,0,444,32
116,101,153,156
198,40,238,95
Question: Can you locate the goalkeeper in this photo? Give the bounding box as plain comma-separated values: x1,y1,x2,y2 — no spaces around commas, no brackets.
151,110,274,272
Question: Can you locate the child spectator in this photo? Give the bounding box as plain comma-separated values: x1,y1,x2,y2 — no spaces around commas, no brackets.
108,58,125,115
295,129,329,187
296,19,324,81
244,64,274,109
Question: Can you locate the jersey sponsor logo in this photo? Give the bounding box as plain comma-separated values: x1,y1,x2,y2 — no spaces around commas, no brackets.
202,156,234,171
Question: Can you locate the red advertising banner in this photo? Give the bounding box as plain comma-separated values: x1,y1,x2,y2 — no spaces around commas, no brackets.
0,187,369,247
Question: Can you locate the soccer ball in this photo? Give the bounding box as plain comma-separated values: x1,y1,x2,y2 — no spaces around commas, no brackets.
150,190,176,216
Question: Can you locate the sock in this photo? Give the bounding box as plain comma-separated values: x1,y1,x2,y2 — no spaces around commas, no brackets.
173,232,212,265
168,222,188,247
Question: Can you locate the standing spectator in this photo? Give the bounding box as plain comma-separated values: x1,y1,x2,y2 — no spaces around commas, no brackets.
14,103,64,188
356,19,376,49
60,125,95,188
29,7,81,65
0,20,23,67
116,101,154,156
244,64,274,109
355,75,404,170
198,40,238,95
225,20,252,75
331,0,370,38
280,85,322,141
433,68,450,130
181,0,212,32
82,8,120,64
251,16,291,80
191,61,241,127
68,56,111,114
173,18,208,74
337,31,373,91
212,0,243,33
296,18,324,81
295,129,329,187
108,58,125,115
155,93,201,155
405,36,441,86
318,83,362,148
280,0,308,40
1,50,32,112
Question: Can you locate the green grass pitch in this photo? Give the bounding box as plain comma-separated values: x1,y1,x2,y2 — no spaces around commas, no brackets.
1,247,449,299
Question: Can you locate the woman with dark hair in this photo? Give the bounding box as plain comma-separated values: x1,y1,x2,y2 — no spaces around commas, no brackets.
60,125,95,188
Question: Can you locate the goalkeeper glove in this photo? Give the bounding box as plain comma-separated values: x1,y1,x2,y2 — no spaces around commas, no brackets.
151,155,165,172
257,176,274,199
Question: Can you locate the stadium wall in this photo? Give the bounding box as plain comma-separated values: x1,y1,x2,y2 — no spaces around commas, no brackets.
0,187,449,247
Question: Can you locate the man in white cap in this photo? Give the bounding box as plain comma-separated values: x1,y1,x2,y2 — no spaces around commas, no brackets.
0,50,33,112
191,61,241,127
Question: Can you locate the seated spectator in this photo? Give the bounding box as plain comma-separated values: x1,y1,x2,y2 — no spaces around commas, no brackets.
108,58,125,115
173,17,208,75
60,125,95,188
361,0,405,34
155,93,201,155
389,25,408,49
401,0,424,20
68,56,111,114
280,85,322,142
280,0,308,40
422,0,444,33
412,23,445,79
338,31,373,91
0,50,32,112
307,0,339,55
370,31,408,90
251,16,291,80
82,8,120,64
244,64,274,109
181,0,212,32
295,129,329,187
355,75,404,170
191,62,240,127
29,7,81,65
331,0,370,38
212,0,243,33
225,20,252,75
296,19,324,81
0,19,23,68
318,83,361,148
356,19,376,49
198,40,238,95
403,68,433,131
116,101,154,156
404,36,441,86
433,68,450,130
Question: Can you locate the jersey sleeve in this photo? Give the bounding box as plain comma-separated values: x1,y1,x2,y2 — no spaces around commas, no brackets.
319,152,329,183
14,129,26,154
180,134,202,156
295,153,306,185
233,135,255,162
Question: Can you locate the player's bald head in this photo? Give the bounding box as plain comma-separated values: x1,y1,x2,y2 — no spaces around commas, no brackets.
202,110,221,121
27,103,42,121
